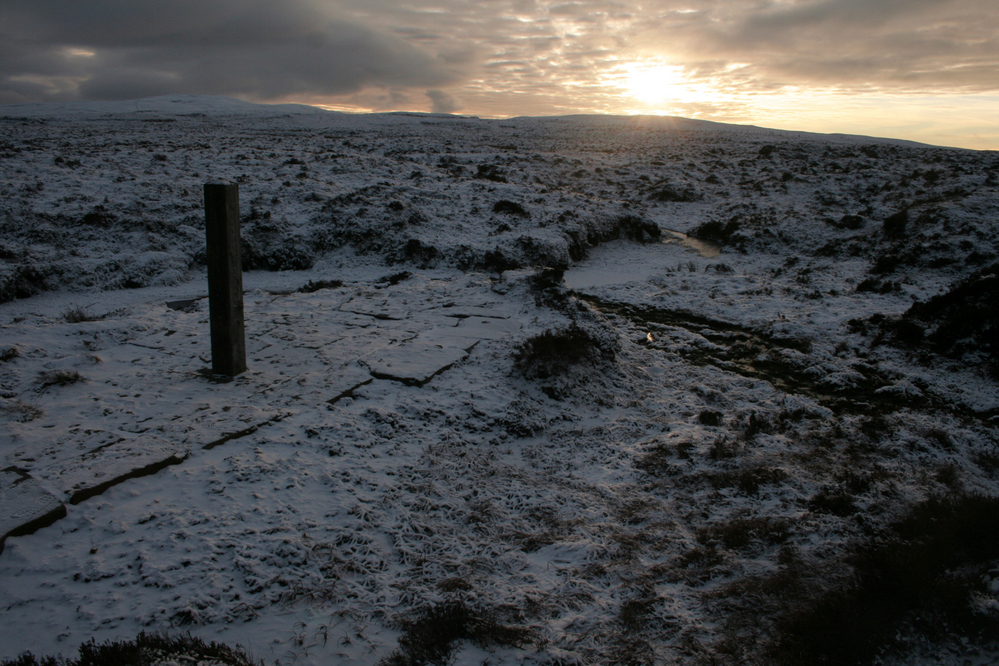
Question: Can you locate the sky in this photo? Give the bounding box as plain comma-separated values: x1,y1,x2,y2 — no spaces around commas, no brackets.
1,0,997,149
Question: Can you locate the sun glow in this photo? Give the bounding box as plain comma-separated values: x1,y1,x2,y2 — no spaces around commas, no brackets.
621,63,686,105
602,59,727,115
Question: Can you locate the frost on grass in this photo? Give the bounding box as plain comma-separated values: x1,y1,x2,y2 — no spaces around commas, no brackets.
763,494,999,665
35,369,85,390
379,601,535,666
61,305,99,324
0,399,43,422
1,103,998,666
0,632,262,666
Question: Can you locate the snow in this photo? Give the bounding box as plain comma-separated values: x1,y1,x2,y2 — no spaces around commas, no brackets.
0,94,331,119
1,95,998,665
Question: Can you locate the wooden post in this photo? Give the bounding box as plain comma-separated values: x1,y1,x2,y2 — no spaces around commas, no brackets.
204,182,247,377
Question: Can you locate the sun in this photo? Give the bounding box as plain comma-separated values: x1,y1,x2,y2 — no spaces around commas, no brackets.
603,60,728,114
621,63,686,106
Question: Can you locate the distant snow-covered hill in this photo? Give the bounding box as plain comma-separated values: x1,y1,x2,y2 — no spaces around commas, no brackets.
1,95,934,148
0,94,332,119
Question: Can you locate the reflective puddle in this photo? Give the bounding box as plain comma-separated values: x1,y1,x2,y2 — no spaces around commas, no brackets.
663,230,721,258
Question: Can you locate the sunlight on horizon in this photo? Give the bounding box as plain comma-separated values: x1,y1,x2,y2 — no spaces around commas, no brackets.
289,80,999,151
601,59,741,118
596,62,999,149
618,63,687,106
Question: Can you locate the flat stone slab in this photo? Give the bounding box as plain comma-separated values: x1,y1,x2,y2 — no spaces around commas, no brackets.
0,275,518,544
339,297,411,322
31,436,189,505
0,468,66,554
364,341,473,387
153,403,287,448
450,316,521,340
325,364,377,404
440,306,515,318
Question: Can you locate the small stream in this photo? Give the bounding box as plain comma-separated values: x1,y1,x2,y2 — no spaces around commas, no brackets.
579,294,918,416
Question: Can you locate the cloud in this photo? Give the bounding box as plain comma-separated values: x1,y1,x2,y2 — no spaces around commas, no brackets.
427,89,461,113
549,3,586,16
0,0,472,102
0,0,995,118
629,0,999,94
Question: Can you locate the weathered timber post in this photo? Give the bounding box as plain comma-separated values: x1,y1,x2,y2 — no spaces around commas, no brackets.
204,182,247,377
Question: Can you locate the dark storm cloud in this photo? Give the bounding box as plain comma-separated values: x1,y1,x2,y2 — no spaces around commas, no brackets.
0,0,470,103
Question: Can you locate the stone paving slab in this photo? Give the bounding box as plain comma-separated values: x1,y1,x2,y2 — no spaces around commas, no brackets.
451,317,522,340
0,468,66,555
364,339,475,387
31,436,189,505
439,306,515,319
0,276,527,544
146,404,288,448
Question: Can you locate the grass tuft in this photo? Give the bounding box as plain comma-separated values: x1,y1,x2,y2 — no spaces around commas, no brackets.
0,632,261,666
770,493,999,665
697,516,793,551
37,369,86,390
492,199,530,217
298,279,344,293
379,601,535,666
377,271,412,286
512,324,615,380
0,399,43,422
697,410,723,426
807,488,857,516
61,305,101,324
526,266,568,308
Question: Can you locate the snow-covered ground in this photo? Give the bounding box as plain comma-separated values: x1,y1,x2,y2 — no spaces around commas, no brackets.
1,96,998,665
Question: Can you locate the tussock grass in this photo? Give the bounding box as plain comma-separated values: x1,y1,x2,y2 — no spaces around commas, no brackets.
526,266,569,308
37,369,85,390
0,399,43,422
379,601,535,666
376,271,411,286
806,488,858,516
0,632,261,666
492,199,530,217
513,324,615,380
867,263,999,378
708,466,789,496
768,494,999,665
698,410,723,426
697,516,793,552
298,278,344,293
61,305,100,324
611,592,663,664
